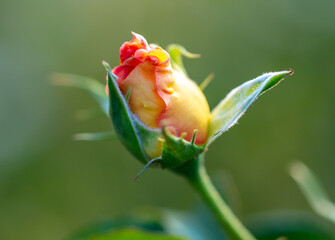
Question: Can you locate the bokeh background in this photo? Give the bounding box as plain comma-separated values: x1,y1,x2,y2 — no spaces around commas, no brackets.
1,0,335,239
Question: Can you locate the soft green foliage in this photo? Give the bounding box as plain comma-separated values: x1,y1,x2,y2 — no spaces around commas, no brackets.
290,161,335,224
73,132,116,141
208,70,293,144
247,212,335,240
69,206,335,240
87,229,185,240
51,73,108,115
69,217,167,240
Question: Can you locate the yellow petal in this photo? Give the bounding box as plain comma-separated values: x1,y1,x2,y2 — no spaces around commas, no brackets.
158,71,210,144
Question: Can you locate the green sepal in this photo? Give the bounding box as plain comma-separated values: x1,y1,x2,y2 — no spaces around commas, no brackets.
208,70,293,144
103,61,161,164
160,128,205,169
167,44,200,76
199,73,215,92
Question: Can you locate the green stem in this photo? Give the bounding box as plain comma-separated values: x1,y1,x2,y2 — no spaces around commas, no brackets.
174,155,256,240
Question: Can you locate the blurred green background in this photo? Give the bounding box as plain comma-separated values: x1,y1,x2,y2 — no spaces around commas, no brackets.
1,0,335,239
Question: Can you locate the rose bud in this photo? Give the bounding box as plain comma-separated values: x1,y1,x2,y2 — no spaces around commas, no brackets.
107,33,210,159
55,32,292,173
103,32,292,170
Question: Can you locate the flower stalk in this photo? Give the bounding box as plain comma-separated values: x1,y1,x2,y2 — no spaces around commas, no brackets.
174,155,256,240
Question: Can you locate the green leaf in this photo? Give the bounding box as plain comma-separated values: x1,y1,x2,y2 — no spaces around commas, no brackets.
103,61,161,164
73,131,116,141
289,161,335,224
162,207,226,240
69,217,166,240
247,211,335,240
167,44,200,76
51,73,108,115
208,70,293,144
160,128,205,169
87,229,185,240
